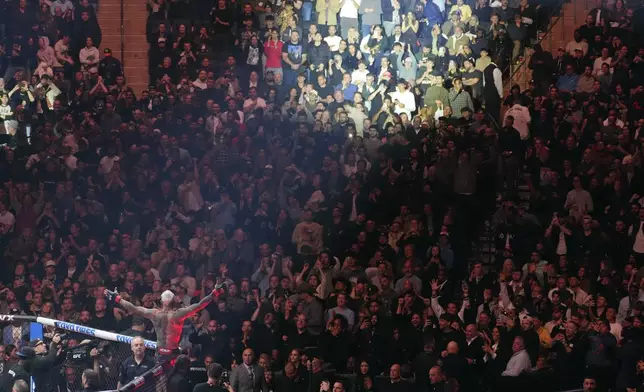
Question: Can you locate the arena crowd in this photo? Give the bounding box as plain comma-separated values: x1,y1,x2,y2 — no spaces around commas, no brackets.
1,0,644,391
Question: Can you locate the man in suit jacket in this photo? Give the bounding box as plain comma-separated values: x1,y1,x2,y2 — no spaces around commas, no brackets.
230,348,263,392
588,0,611,26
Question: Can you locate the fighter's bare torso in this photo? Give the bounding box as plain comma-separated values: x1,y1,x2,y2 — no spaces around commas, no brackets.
149,309,183,350
105,287,221,353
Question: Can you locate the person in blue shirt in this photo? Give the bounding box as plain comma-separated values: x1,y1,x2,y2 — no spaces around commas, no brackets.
557,64,580,94
424,1,444,34
335,73,359,101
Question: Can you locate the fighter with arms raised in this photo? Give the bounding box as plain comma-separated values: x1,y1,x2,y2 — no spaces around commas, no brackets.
104,287,224,361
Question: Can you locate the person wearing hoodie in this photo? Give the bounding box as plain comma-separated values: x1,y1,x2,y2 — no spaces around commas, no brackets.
423,1,443,33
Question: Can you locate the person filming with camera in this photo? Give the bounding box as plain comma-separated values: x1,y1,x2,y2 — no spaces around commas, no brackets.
22,334,64,392
193,363,235,392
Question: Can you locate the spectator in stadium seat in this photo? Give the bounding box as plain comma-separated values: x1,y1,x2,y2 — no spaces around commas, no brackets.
78,37,99,73
501,336,531,376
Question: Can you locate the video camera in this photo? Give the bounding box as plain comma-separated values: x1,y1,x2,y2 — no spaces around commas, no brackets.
218,370,230,387
65,340,109,363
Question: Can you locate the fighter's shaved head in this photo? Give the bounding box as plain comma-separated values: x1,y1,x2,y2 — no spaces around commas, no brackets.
161,290,175,304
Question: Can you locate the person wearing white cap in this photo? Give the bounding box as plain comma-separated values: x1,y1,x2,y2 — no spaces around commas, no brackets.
104,284,225,362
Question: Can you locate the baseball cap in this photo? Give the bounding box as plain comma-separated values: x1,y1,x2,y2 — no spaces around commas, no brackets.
264,164,274,170
158,37,166,43
103,48,112,54
45,260,56,268
29,339,45,348
17,346,35,359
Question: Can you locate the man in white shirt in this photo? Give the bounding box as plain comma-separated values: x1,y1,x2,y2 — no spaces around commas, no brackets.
593,47,612,76
50,0,74,15
98,146,120,175
389,80,416,118
325,292,355,328
324,25,342,51
602,110,625,128
501,336,531,376
243,87,267,114
339,0,361,38
0,200,15,233
192,70,208,90
503,103,531,140
55,35,75,68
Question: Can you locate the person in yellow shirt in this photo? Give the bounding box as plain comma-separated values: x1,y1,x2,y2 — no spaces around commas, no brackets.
449,0,472,24
533,315,552,349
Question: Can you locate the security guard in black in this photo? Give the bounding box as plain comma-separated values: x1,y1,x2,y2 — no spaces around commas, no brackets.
118,337,155,387
118,355,155,385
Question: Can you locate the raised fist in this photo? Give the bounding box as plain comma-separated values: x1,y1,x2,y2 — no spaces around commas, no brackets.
104,288,121,303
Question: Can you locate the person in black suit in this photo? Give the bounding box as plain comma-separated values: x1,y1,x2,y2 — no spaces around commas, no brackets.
283,313,317,353
189,320,227,360
463,325,486,367
588,0,612,26
229,348,264,392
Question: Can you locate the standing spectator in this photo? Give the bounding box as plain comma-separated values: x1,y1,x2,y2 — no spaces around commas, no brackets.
98,48,122,86
281,31,307,86
229,349,263,392
339,0,361,39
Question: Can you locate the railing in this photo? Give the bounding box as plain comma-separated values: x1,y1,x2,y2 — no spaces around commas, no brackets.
1,314,158,392
503,0,567,91
120,0,125,67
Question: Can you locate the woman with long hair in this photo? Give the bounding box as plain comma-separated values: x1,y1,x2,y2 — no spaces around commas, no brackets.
343,44,363,71
367,25,389,57
356,360,375,392
401,12,420,46
482,325,512,378
347,27,361,46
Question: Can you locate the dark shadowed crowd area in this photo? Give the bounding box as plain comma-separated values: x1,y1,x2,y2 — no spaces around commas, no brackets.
1,0,644,391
